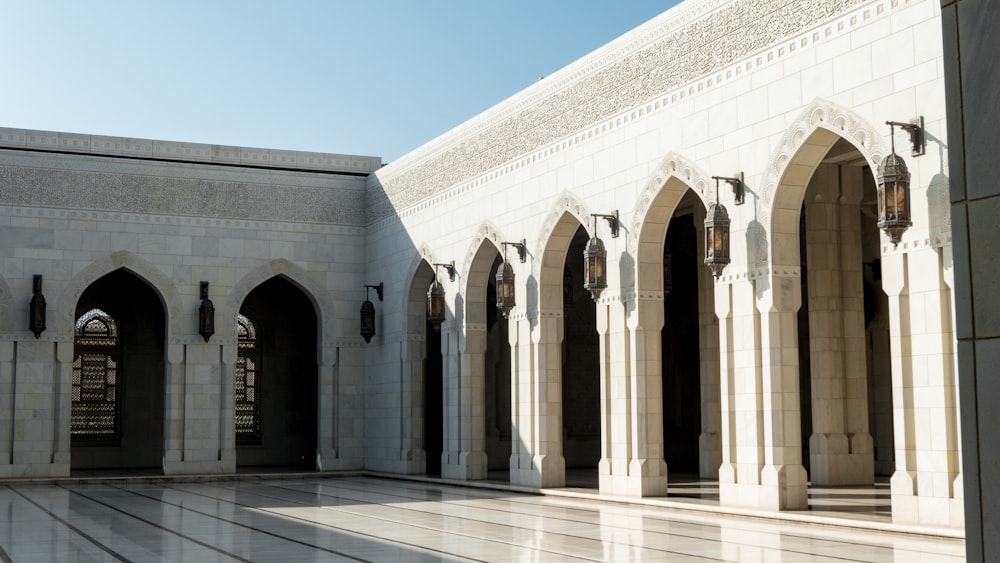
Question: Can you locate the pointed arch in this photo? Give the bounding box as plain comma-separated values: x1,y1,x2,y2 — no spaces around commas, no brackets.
462,222,505,326
756,98,888,270
535,192,593,311
226,259,326,344
59,251,181,340
401,244,448,336
630,153,713,294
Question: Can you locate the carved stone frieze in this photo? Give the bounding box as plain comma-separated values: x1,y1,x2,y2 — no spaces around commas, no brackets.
0,163,366,225
370,0,871,223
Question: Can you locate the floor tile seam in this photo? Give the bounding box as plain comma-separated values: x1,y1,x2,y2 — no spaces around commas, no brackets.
6,485,131,562
354,479,963,545
160,481,506,563
243,481,888,561
57,485,255,563
104,483,373,562
209,480,730,561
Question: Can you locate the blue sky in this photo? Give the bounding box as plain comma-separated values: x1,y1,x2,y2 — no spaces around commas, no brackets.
1,1,679,162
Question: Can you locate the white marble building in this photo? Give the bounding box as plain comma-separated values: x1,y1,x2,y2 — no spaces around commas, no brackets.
0,0,971,534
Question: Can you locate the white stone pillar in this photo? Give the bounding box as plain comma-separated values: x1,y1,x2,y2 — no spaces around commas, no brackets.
218,343,236,472
440,320,464,478
804,165,874,485
718,276,808,510
509,311,565,488
316,344,338,471
597,293,668,497
885,248,964,527
399,336,425,473
163,343,185,473
51,341,73,473
695,206,722,479
0,341,13,475
444,323,488,480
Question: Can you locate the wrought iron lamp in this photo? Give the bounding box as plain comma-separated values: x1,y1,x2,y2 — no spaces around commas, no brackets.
496,239,526,318
878,119,922,246
584,210,619,301
427,261,456,331
29,274,46,338
713,172,745,205
704,178,731,278
198,281,215,342
360,282,383,343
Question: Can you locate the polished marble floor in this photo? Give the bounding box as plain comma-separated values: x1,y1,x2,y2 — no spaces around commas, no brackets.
0,476,965,562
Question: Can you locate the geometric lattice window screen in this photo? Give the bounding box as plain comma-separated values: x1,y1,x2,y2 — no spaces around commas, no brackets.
235,313,261,442
71,308,121,440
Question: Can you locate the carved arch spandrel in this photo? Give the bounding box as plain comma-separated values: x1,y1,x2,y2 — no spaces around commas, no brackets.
755,98,888,270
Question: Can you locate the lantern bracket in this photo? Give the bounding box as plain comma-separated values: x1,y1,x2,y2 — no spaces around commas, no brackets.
712,172,745,205
886,117,925,157
433,261,457,282
501,239,527,263
365,282,384,301
591,211,619,238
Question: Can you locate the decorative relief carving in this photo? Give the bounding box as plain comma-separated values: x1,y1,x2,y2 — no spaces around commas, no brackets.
370,0,870,223
755,98,887,269
628,152,712,257
462,221,504,286
0,164,366,225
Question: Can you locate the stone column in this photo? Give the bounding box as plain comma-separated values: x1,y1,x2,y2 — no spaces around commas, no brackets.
51,341,73,474
884,249,963,527
718,276,808,510
218,343,236,472
162,343,185,473
399,336,425,473
316,344,338,471
695,206,722,479
509,311,565,488
804,164,874,485
440,320,464,478
0,341,13,476
598,292,669,497
444,322,488,480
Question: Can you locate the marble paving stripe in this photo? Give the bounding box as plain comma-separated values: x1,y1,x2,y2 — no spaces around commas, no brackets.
194,480,726,561
342,477,961,558
56,485,254,562
274,478,964,562
105,483,422,562
162,482,571,562
5,486,130,562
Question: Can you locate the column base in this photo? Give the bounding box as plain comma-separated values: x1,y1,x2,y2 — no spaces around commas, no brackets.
720,463,808,510
809,432,874,485
510,453,564,488
598,458,669,497
441,450,487,480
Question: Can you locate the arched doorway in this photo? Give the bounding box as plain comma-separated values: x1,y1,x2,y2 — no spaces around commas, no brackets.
661,198,704,475
235,276,318,469
795,138,892,483
71,269,165,471
562,224,601,482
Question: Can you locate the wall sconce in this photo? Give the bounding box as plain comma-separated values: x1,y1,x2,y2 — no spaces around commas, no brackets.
886,116,925,157
878,121,917,246
427,262,455,331
704,179,731,278
29,274,46,339
198,281,215,342
584,211,618,301
360,282,383,343
496,240,526,318
713,172,745,205
663,246,673,294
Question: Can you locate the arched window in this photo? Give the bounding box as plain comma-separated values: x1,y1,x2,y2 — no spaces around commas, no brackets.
236,314,261,442
72,308,121,441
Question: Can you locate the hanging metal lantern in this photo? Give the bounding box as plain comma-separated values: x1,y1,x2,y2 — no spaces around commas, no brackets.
198,281,215,342
878,122,914,247
496,260,515,318
427,278,445,330
583,212,618,302
29,274,46,339
704,179,731,278
360,282,383,343
426,262,455,331
583,234,607,301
